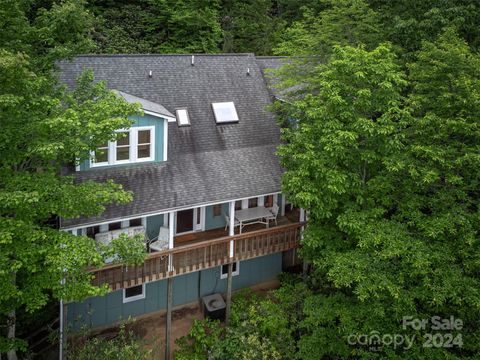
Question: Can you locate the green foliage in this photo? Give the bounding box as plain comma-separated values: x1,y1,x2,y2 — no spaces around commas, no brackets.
274,0,382,57
275,31,480,359
221,0,285,55
175,286,302,359
90,0,222,54
68,324,152,360
0,1,145,353
366,0,480,56
175,318,223,360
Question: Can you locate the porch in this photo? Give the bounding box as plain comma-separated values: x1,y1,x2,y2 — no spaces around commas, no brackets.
91,211,303,291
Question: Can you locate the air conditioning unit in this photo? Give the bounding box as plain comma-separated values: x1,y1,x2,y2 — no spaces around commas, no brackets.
202,293,226,321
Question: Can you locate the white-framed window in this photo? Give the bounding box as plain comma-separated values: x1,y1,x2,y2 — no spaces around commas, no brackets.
123,284,145,303
220,262,240,279
92,126,155,167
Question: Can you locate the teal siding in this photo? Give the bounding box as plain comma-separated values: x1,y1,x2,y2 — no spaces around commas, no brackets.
67,253,282,330
79,114,166,171
277,194,282,208
146,214,164,241
204,203,229,231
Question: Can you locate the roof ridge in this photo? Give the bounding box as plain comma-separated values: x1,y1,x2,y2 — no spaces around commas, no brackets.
73,53,256,58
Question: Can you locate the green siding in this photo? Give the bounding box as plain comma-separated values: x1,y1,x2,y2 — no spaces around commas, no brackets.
204,203,229,231
67,253,282,330
79,114,166,171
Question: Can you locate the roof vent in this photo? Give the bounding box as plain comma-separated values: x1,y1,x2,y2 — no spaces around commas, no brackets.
191,55,195,66
148,70,152,78
247,68,250,76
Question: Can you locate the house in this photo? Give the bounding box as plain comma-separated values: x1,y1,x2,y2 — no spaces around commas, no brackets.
58,54,303,331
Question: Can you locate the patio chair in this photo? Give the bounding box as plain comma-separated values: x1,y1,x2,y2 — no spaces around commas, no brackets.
149,226,170,252
224,214,240,231
265,203,279,226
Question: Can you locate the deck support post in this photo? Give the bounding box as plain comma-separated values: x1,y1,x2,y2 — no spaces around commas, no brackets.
165,277,173,360
226,262,233,326
165,211,175,360
226,201,235,325
299,208,308,277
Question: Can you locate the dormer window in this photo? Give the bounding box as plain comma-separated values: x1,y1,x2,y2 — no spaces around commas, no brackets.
212,102,239,123
176,109,190,126
92,126,155,167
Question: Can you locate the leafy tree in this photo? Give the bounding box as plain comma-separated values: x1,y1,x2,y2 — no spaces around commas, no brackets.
221,0,285,55
89,0,222,54
68,323,153,360
274,0,382,57
175,286,303,359
275,31,480,358
0,1,145,357
367,0,480,56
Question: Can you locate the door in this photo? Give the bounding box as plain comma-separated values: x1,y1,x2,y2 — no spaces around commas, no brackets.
176,209,194,234
176,207,204,234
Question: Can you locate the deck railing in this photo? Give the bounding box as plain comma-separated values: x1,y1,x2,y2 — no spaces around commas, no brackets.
91,222,303,290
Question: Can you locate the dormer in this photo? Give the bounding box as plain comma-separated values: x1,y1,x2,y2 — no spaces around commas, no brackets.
78,91,175,171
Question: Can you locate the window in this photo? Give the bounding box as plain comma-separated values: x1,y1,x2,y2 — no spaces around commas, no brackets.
220,262,240,279
176,109,190,126
264,195,273,208
123,284,145,303
109,222,122,231
212,102,239,123
137,130,152,159
235,200,242,211
94,142,109,164
92,126,155,167
213,204,222,217
115,132,130,162
86,226,100,239
129,218,143,227
248,198,258,208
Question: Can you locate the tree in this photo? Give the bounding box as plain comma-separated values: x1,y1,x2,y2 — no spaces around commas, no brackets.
0,1,145,357
221,0,285,55
275,31,480,358
89,0,222,54
274,0,382,57
366,0,480,56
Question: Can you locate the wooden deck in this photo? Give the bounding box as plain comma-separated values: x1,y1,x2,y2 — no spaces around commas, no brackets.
91,221,303,291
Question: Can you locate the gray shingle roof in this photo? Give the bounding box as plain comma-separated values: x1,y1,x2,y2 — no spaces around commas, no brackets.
114,90,175,119
58,54,283,228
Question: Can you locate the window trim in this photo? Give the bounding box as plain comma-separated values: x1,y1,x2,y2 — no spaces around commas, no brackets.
123,284,146,303
220,262,240,279
91,126,155,167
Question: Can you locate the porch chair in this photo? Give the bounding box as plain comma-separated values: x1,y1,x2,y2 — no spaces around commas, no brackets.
149,226,170,252
265,203,279,226
224,214,240,231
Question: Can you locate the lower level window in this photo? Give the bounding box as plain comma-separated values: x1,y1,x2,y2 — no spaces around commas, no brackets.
220,262,240,279
123,284,145,303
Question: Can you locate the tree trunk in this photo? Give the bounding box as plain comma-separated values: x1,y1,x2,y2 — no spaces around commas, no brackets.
7,310,18,360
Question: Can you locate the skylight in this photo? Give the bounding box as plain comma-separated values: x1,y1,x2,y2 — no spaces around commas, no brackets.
176,109,190,126
212,102,239,123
